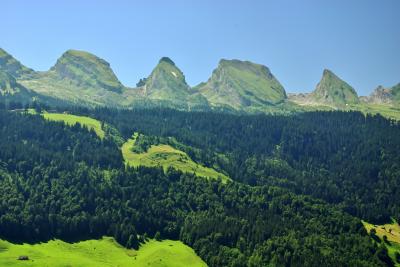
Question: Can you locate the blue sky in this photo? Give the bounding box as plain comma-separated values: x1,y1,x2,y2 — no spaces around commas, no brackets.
2,0,399,95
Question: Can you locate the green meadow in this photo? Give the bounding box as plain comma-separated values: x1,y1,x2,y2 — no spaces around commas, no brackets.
349,103,400,120
0,237,207,267
42,112,105,139
122,133,230,182
363,219,400,266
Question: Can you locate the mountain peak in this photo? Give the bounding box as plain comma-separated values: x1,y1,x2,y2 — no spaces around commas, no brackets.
51,49,123,93
322,68,334,76
149,57,185,82
0,48,35,78
218,58,245,66
159,57,175,66
198,59,286,110
141,57,191,104
312,69,359,106
56,49,111,68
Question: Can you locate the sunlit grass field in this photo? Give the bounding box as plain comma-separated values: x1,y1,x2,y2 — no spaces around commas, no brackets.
0,237,207,267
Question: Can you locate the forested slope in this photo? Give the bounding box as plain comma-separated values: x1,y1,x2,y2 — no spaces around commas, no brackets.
93,108,400,223
0,107,399,266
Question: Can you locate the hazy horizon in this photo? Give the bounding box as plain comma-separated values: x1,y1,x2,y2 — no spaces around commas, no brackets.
2,0,399,95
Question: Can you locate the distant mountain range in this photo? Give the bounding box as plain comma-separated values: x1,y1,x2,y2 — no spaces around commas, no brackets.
0,48,398,116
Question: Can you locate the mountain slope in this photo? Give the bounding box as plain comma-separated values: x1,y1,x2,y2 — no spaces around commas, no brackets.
311,69,359,106
197,59,287,111
0,48,35,78
0,70,37,104
0,108,394,266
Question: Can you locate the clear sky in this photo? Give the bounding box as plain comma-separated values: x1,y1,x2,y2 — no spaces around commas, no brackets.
2,0,399,95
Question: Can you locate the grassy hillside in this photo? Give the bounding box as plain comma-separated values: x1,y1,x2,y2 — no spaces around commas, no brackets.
43,112,105,139
288,98,400,120
351,103,400,120
0,237,207,267
121,133,230,182
0,48,34,78
363,220,400,266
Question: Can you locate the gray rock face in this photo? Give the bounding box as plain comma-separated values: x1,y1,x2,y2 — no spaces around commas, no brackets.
365,86,393,104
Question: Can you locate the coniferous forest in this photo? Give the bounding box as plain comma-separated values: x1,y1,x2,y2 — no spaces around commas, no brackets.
0,103,399,266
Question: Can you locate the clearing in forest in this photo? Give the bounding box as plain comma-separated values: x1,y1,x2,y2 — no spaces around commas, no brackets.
42,112,105,139
363,219,400,266
121,133,230,182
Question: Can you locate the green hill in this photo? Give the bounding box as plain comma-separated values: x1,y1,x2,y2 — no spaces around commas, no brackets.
121,133,230,182
311,69,359,106
0,237,207,267
197,59,287,111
